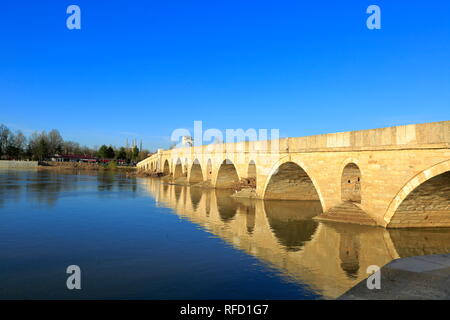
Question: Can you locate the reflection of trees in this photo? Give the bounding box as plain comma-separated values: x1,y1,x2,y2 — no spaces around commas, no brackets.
0,171,23,208
97,172,115,192
26,171,79,206
97,173,138,194
264,200,320,252
1,170,142,208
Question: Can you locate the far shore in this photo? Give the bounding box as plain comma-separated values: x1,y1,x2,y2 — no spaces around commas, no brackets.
37,161,136,173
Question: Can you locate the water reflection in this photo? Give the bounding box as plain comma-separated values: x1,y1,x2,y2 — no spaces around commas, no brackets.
234,198,256,234
337,228,361,280
265,201,319,252
0,169,139,207
142,178,450,299
3,170,450,299
216,190,238,223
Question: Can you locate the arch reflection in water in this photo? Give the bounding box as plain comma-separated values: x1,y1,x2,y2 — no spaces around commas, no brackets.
141,178,450,299
264,200,320,252
216,189,238,223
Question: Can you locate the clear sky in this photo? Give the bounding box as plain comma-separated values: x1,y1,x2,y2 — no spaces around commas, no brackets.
1,0,449,150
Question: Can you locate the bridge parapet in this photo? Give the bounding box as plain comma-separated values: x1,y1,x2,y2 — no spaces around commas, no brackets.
143,121,450,162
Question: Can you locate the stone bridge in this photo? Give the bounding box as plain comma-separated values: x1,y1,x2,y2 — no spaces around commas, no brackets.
137,121,450,228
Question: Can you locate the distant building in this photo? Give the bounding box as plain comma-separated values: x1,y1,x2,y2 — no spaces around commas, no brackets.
181,136,193,147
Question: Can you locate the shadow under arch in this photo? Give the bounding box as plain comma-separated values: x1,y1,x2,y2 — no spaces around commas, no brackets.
263,161,322,205
216,159,239,189
264,200,321,252
189,159,204,183
174,158,183,178
163,160,170,175
386,160,450,228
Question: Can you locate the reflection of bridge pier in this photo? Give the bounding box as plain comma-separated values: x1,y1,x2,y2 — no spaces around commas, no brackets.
141,179,450,298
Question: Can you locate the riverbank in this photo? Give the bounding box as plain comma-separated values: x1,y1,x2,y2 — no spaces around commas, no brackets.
38,161,136,173
0,160,38,169
339,253,450,299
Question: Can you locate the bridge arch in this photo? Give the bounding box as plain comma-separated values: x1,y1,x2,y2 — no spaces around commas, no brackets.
215,159,240,189
189,159,204,183
173,158,183,178
163,159,170,175
384,160,450,227
341,163,362,203
262,158,324,209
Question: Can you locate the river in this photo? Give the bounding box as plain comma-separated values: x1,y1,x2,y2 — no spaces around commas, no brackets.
1,169,450,299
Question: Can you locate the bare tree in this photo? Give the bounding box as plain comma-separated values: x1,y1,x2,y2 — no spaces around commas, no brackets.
48,129,64,155
0,124,11,157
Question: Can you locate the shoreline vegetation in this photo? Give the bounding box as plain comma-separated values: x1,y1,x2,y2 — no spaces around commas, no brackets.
0,123,151,164
38,161,136,173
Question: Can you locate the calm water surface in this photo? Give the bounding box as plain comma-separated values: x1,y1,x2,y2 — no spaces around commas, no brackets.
1,169,450,299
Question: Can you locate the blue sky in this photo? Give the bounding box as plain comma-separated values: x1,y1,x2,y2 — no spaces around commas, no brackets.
1,0,449,150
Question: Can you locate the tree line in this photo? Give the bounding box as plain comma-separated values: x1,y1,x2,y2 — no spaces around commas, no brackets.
0,124,150,163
